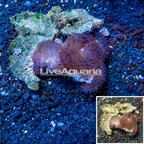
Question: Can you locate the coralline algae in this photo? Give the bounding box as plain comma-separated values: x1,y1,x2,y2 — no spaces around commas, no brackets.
9,6,109,91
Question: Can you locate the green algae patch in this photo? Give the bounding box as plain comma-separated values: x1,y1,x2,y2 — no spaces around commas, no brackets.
36,13,42,19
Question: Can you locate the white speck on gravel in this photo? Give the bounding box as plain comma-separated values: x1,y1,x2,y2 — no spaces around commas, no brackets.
23,130,28,134
1,91,8,96
50,121,56,127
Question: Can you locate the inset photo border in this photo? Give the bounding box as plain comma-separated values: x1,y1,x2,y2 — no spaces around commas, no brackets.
96,96,144,144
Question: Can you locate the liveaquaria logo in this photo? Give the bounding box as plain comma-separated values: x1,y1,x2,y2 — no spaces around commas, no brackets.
40,68,102,76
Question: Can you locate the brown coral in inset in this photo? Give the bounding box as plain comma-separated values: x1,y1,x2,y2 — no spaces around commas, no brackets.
109,113,140,136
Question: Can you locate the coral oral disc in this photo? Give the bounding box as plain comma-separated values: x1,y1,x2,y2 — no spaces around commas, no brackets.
32,40,63,76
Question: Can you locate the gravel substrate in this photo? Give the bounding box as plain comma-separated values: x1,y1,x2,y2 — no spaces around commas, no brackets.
0,0,144,144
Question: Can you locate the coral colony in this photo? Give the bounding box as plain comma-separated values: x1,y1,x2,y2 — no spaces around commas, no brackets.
59,32,109,92
100,102,140,136
109,112,139,136
9,6,110,92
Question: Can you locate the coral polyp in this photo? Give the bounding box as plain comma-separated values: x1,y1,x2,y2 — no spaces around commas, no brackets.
60,32,109,92
32,40,63,76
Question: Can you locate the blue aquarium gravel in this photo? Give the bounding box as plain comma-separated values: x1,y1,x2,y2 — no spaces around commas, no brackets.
0,0,144,144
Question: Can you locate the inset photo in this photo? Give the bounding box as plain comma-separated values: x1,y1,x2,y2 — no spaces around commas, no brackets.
96,96,144,144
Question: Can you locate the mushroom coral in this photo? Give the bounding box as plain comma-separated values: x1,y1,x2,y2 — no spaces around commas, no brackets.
9,6,109,91
109,113,139,136
99,102,140,136
32,40,63,76
60,32,109,92
32,31,110,92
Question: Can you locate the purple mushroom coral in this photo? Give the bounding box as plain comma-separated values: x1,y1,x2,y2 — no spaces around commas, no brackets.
32,31,110,92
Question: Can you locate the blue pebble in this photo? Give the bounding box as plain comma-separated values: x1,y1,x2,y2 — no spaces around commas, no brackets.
24,1,32,6
23,94,30,99
57,122,64,127
61,88,66,94
31,94,39,99
49,127,55,133
64,116,68,121
0,12,3,16
41,96,47,101
0,110,4,113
